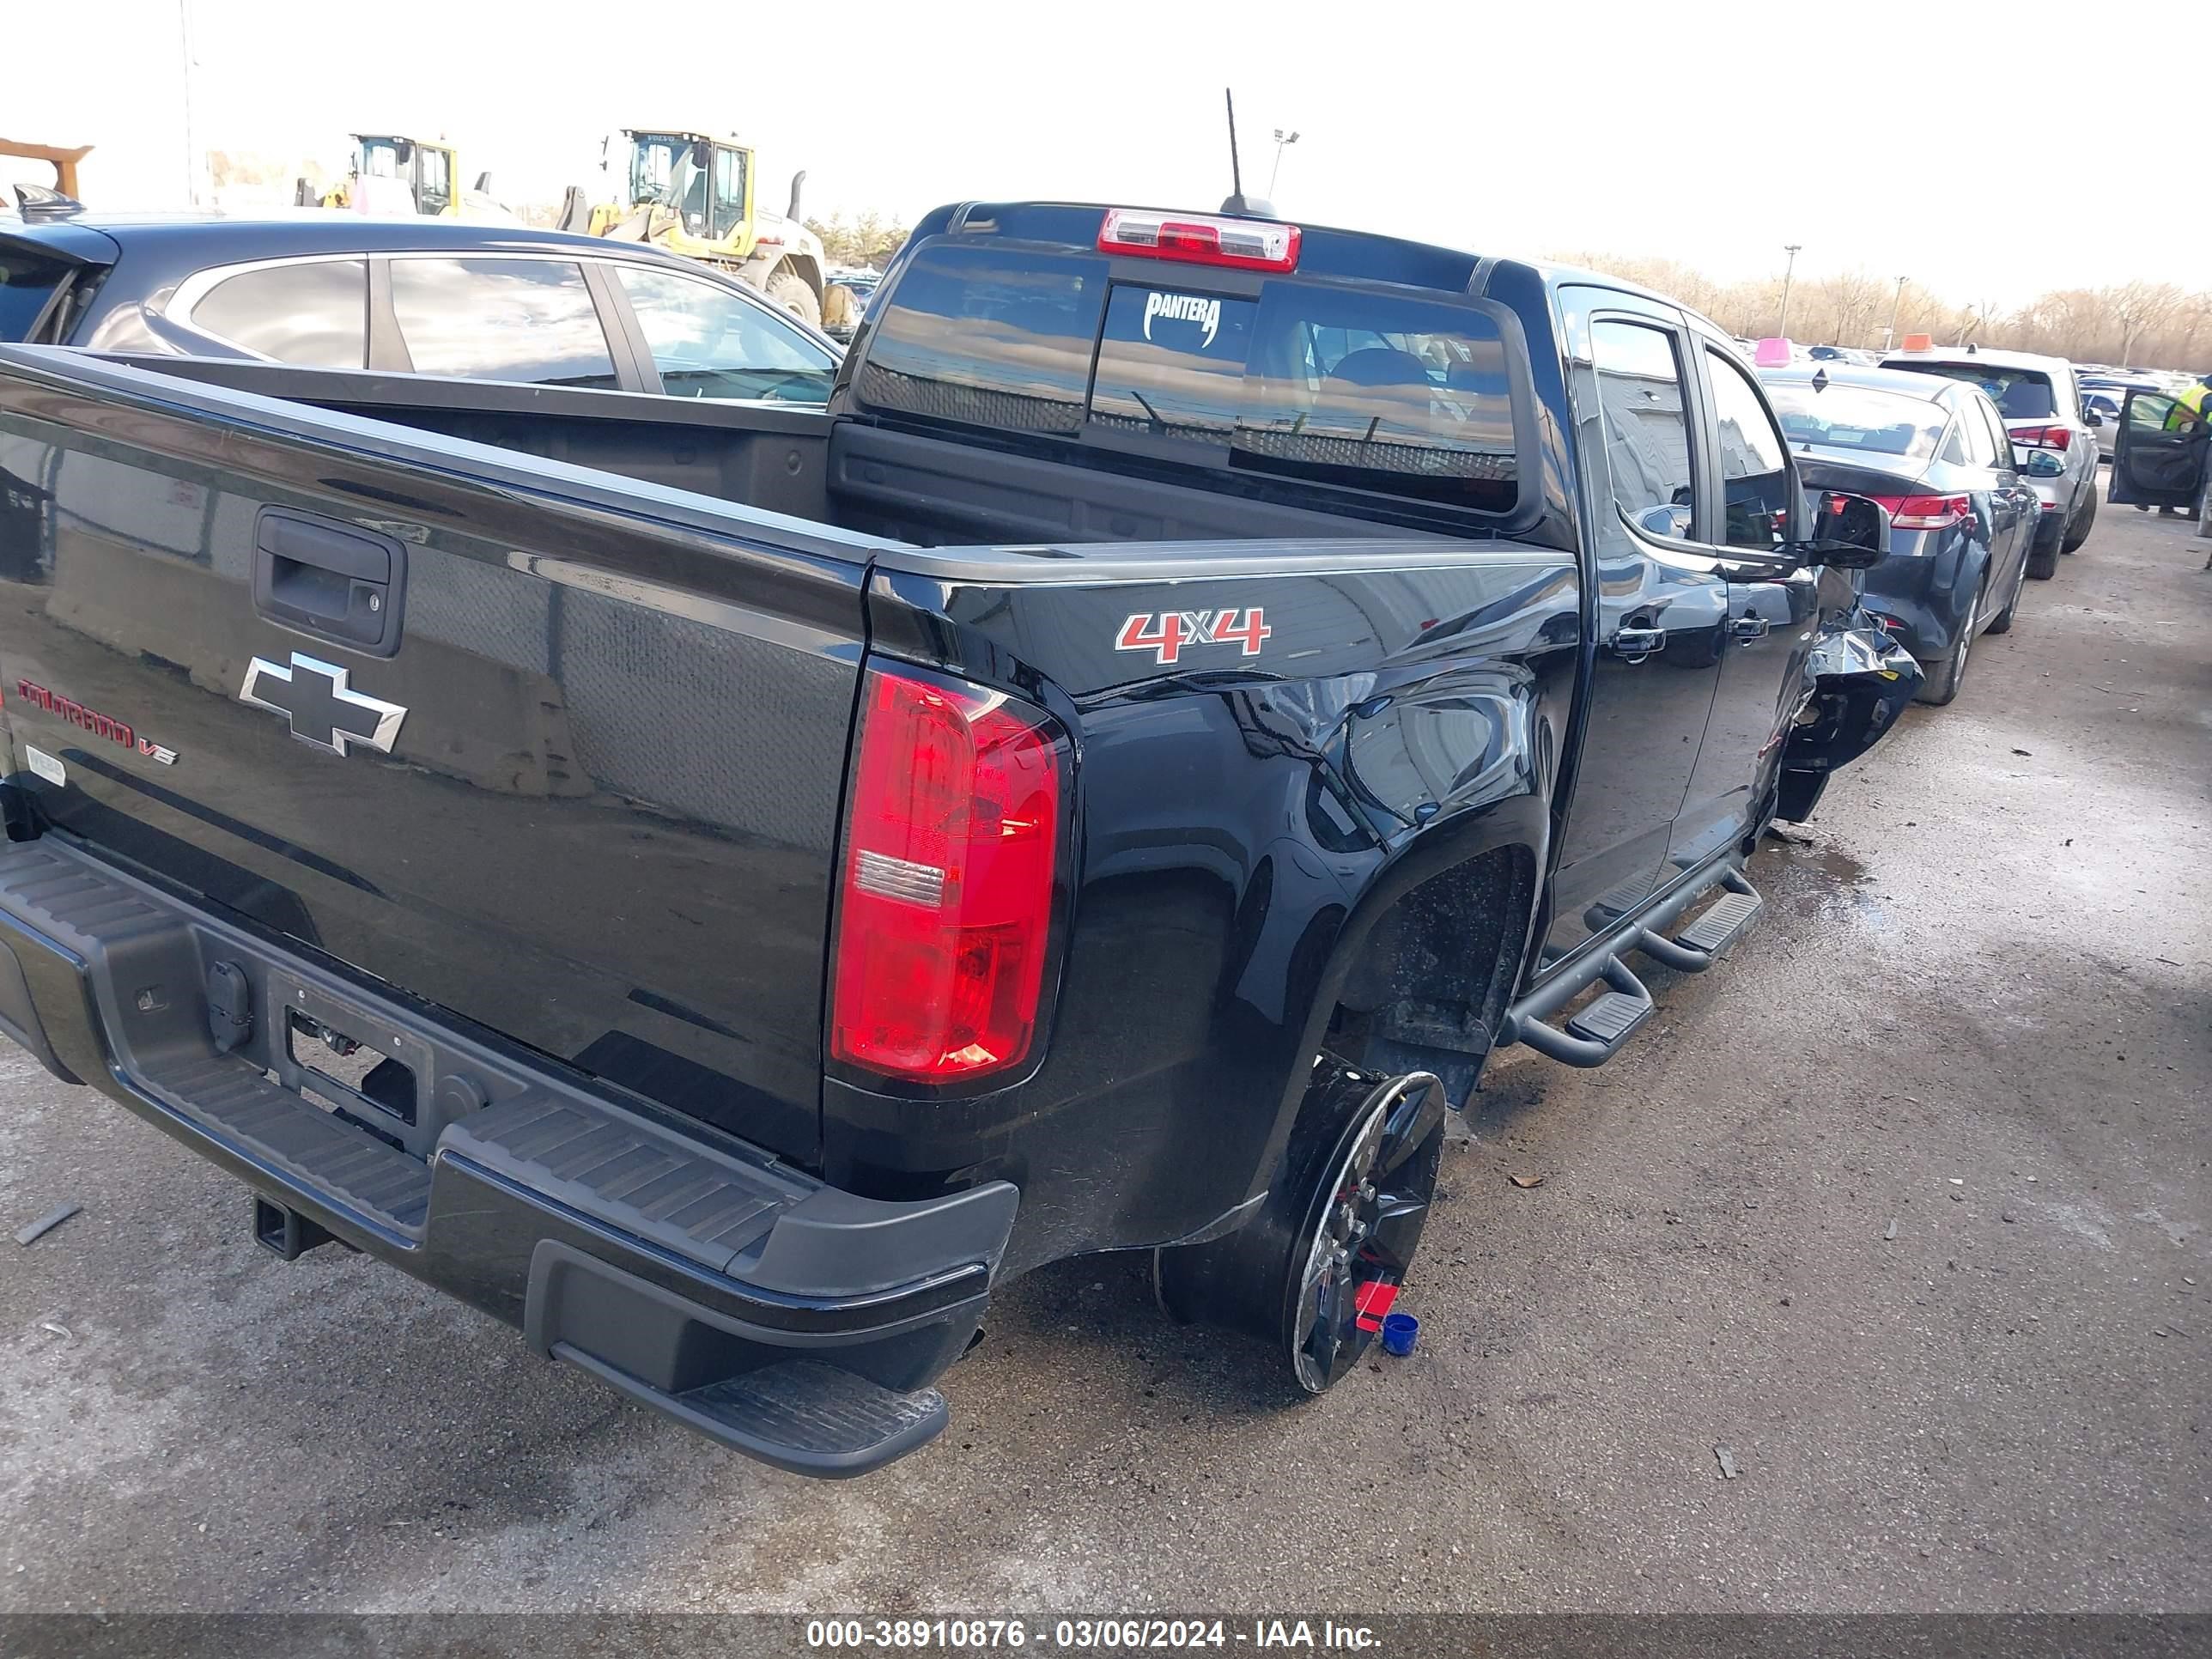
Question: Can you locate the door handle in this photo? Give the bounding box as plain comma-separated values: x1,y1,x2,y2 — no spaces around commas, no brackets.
1729,615,1770,642
1608,624,1666,661
252,507,407,657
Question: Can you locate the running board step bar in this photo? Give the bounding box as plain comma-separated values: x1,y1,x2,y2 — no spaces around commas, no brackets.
1633,871,1764,974
1510,953,1656,1067
1500,863,1765,1069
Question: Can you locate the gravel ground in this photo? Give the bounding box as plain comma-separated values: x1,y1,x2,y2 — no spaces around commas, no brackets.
1,483,2205,1616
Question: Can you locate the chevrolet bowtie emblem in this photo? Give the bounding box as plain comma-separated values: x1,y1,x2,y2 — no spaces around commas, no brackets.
239,653,406,756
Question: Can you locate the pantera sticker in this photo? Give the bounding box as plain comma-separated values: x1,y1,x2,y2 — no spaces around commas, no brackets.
1114,608,1271,665
1141,290,1223,349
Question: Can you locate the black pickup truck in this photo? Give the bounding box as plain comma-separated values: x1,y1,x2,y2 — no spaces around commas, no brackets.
0,201,1914,1476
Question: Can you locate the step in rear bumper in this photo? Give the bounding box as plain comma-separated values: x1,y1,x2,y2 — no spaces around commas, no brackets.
0,833,1016,1477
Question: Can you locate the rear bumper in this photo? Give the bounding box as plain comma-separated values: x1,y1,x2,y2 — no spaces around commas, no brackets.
0,830,1015,1478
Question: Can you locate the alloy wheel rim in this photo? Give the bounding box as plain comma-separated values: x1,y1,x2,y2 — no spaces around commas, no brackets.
1288,1072,1444,1393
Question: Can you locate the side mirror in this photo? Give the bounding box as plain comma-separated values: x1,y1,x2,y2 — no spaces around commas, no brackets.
2084,409,2104,428
692,139,714,168
1793,491,1890,569
2022,450,2065,478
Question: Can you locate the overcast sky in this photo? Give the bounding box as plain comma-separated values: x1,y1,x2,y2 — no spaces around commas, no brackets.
11,0,2208,307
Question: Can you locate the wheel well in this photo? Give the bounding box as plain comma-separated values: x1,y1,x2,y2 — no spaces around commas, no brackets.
1324,846,1534,1106
775,253,823,301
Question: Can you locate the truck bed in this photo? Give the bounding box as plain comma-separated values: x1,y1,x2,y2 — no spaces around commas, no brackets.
88,354,1455,554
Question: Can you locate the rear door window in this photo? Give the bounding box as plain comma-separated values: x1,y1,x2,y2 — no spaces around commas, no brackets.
1968,398,2008,466
186,258,368,368
389,257,619,388
2125,392,2189,432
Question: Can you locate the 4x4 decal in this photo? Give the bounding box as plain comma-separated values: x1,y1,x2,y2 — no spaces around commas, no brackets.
1114,608,1272,665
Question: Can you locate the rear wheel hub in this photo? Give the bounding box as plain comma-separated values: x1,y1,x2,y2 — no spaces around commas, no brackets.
1287,1072,1444,1393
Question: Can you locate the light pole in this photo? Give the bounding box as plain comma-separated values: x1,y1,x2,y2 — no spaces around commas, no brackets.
1777,244,1802,338
1267,129,1299,200
1885,275,1908,350
178,0,202,208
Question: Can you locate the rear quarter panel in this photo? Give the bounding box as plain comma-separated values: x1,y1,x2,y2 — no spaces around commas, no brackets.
835,542,1579,1271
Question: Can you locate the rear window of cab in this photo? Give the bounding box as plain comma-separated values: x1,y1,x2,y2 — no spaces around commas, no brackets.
854,242,1521,514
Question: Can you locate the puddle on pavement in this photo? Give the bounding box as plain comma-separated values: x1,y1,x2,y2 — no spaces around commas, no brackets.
1765,836,1888,930
1802,844,1866,884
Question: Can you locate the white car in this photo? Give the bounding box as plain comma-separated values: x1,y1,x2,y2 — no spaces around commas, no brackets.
1881,344,2101,575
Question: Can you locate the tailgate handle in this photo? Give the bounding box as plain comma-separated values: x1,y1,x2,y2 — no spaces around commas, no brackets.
252,508,406,658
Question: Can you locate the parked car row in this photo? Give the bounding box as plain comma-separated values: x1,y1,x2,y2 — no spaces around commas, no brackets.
1877,343,2102,567
1750,336,2127,708
1759,363,2034,705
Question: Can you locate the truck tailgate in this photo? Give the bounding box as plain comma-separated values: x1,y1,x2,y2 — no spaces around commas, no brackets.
0,347,878,1166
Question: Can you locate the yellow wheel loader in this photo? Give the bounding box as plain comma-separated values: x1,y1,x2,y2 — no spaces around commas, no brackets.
295,136,514,222
559,131,827,327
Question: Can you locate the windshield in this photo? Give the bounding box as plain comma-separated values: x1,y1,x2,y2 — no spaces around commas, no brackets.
1888,360,2056,420
1765,381,1948,461
356,137,404,179
629,135,708,233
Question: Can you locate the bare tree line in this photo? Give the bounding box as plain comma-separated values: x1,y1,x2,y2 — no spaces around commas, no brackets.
1551,250,2212,370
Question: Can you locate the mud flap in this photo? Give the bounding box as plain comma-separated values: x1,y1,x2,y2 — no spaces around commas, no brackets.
1775,614,1923,822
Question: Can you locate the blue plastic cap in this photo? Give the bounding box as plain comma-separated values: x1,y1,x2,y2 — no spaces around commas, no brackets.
1381,1311,1419,1356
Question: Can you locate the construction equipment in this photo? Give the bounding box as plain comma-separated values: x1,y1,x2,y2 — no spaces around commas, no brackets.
1,137,94,203
561,130,827,326
296,135,512,222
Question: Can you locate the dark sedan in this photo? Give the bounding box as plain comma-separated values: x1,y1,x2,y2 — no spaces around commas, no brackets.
1760,364,2039,706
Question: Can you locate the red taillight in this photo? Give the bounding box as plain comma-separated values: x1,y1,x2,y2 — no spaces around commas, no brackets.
2010,423,2071,451
1867,493,1972,531
1097,207,1301,272
830,666,1062,1083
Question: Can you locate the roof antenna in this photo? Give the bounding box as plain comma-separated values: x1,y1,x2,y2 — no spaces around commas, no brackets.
1219,88,1271,216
